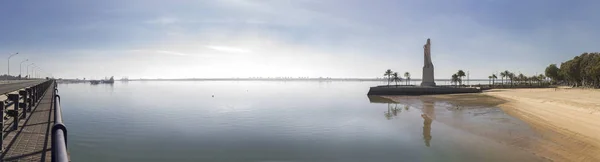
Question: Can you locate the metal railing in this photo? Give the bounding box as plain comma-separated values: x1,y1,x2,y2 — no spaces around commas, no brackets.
1,80,53,152
51,82,68,162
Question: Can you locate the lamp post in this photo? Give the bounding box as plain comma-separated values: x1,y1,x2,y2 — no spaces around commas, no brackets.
7,52,19,80
36,67,42,79
32,66,37,79
6,52,19,81
19,59,28,79
34,66,41,79
27,63,34,79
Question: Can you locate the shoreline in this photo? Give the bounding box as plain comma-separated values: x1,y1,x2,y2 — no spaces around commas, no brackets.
484,88,600,161
382,88,600,161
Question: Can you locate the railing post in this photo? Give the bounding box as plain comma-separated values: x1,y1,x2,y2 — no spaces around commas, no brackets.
8,94,20,130
0,101,4,152
35,85,39,101
19,90,27,119
26,88,32,112
35,85,39,102
31,86,36,106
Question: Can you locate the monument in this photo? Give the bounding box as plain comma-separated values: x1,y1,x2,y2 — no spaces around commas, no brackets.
420,38,436,86
366,38,481,95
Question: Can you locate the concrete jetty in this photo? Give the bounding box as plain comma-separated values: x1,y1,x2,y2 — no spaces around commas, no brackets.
367,85,482,95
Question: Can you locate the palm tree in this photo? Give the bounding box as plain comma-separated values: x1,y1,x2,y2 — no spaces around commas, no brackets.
457,70,466,85
451,74,459,87
538,74,545,85
392,72,400,87
500,71,507,85
508,72,515,86
384,69,393,86
492,74,498,85
404,72,411,85
518,73,525,85
488,76,493,85
530,75,538,85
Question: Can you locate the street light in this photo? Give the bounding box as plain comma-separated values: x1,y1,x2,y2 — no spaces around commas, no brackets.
7,52,19,77
33,65,41,79
36,67,42,79
27,63,34,79
32,66,38,79
19,59,28,79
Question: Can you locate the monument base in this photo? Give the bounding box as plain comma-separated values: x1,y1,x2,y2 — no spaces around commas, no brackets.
420,82,436,86
420,67,436,86
367,86,481,95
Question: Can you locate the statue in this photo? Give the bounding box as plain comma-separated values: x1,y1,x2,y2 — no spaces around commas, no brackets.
420,38,436,86
423,39,433,68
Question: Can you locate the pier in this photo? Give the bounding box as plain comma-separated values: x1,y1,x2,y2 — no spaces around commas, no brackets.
0,80,67,162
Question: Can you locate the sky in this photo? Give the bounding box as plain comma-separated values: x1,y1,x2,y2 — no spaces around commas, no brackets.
1,0,599,79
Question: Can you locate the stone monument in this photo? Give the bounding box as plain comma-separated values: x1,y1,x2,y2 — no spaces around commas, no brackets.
420,38,436,86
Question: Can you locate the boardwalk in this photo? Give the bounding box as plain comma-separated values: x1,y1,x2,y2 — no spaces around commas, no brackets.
1,81,55,162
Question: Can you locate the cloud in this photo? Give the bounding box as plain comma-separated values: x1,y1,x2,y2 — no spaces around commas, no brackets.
128,49,190,56
206,46,251,54
4,0,600,79
145,17,179,25
155,50,189,56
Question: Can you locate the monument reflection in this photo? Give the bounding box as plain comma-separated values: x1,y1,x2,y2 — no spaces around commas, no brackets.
367,95,434,147
422,100,434,147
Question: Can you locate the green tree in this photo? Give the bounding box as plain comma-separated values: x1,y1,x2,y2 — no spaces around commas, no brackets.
560,56,582,86
538,74,545,84
404,72,411,85
392,72,401,87
508,72,515,86
457,70,466,85
384,69,393,86
536,75,542,85
492,74,498,85
500,71,509,85
518,73,525,85
545,64,560,83
451,74,459,87
547,52,600,88
488,76,493,85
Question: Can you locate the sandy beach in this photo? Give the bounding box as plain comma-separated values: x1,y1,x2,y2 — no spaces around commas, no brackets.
485,88,600,161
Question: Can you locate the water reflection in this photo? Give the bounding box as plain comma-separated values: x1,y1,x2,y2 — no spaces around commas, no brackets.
59,82,543,162
422,100,435,119
421,100,434,147
369,96,435,147
384,103,401,120
422,114,433,147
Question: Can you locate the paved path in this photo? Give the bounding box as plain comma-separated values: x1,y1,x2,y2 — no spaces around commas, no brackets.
1,82,55,162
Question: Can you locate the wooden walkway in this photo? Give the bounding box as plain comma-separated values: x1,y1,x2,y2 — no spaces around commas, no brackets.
1,82,55,162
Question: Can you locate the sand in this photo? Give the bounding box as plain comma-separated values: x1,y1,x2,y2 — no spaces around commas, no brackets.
484,88,600,161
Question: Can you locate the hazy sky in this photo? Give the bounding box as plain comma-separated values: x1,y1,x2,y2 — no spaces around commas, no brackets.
1,0,599,79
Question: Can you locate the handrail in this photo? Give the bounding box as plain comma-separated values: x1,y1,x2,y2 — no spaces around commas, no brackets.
51,82,68,162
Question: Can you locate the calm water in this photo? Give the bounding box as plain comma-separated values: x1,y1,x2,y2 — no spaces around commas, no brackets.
59,81,542,162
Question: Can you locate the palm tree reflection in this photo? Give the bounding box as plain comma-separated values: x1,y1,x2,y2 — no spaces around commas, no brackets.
384,103,401,120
